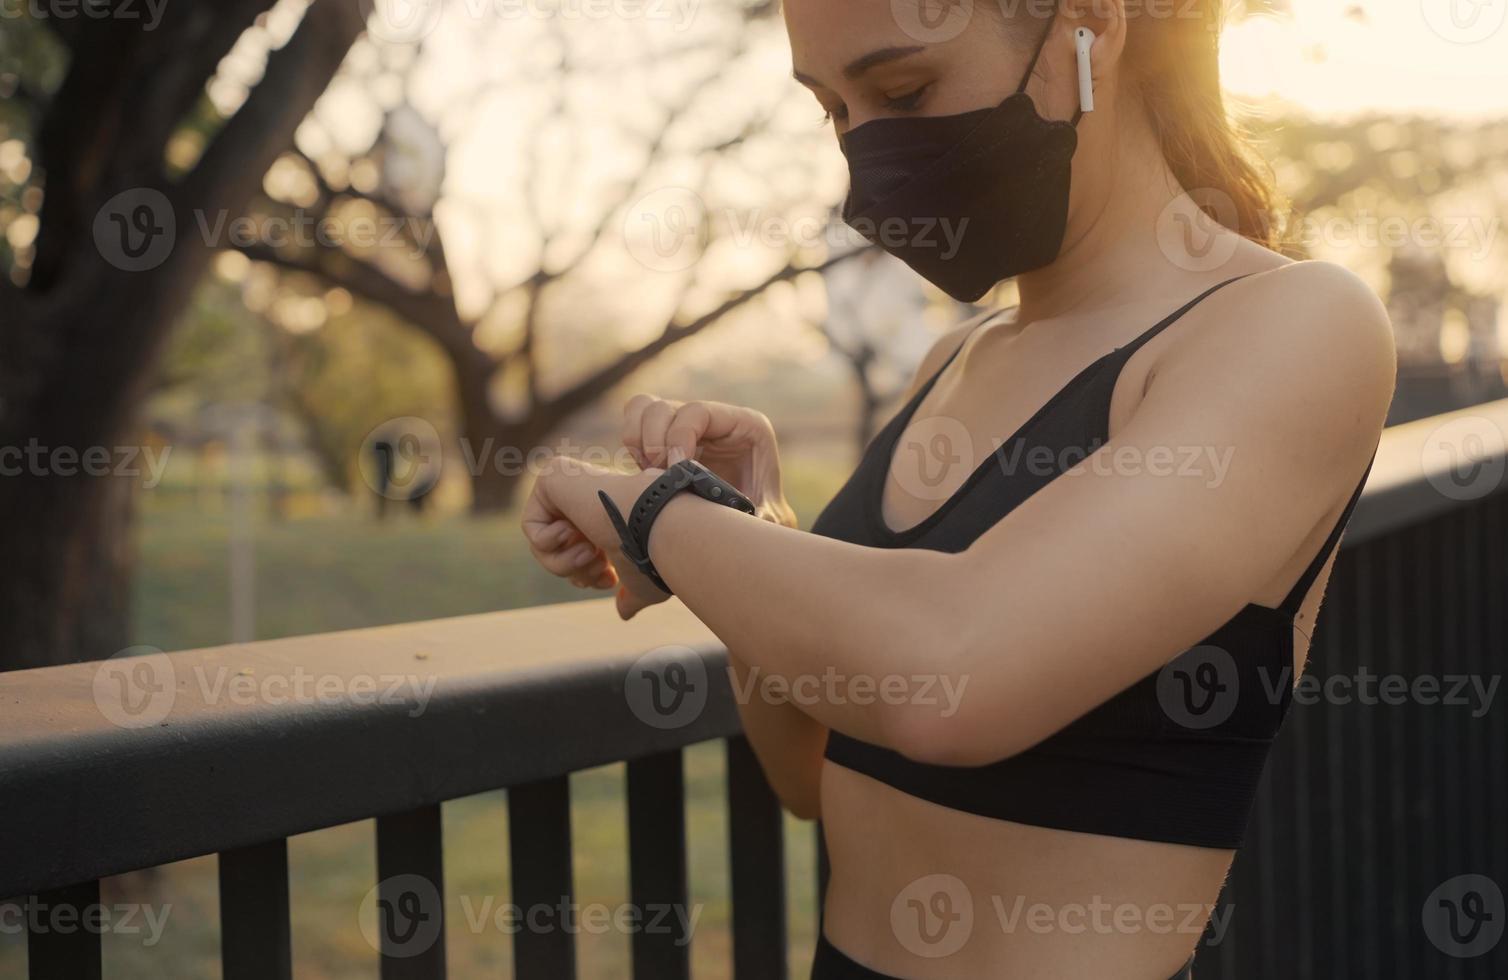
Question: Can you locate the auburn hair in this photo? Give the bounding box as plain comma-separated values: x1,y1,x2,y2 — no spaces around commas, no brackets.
1121,0,1284,246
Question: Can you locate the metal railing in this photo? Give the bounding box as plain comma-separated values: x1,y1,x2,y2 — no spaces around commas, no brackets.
3,400,1507,979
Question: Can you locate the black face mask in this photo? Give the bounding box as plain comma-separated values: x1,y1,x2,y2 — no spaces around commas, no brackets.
839,14,1082,302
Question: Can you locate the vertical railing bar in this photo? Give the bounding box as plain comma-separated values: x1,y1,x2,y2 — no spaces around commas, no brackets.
1463,505,1483,980
26,881,103,980
1455,508,1483,980
815,821,829,941
626,750,691,980
726,736,787,980
1440,511,1465,979
1322,560,1349,980
1405,521,1429,970
1383,530,1410,978
220,839,293,980
1443,512,1469,980
1487,495,1508,980
1350,550,1380,980
375,805,448,980
508,776,576,980
1291,670,1315,980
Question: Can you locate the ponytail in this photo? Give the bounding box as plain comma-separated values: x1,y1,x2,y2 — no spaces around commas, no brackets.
1124,0,1283,247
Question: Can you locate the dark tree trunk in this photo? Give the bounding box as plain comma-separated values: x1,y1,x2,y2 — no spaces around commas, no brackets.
841,345,887,457
469,457,528,513
0,468,136,671
0,0,364,671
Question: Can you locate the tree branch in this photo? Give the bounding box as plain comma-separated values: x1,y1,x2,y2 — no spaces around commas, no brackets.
544,247,872,419
235,240,487,373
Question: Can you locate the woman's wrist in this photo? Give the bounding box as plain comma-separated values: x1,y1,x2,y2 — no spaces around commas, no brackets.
537,457,660,547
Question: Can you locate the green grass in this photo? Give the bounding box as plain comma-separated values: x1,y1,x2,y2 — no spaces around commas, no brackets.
0,457,851,978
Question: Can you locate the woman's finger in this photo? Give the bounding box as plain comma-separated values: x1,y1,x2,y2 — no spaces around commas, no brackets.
666,401,772,466
663,400,715,466
567,549,612,588
522,518,576,551
638,399,680,467
531,540,593,578
622,394,675,469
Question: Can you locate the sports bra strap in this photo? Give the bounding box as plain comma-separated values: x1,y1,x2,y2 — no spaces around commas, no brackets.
929,276,1254,395
1116,275,1254,360
1278,455,1375,616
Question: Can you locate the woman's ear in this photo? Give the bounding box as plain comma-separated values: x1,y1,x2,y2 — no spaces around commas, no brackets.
1063,0,1127,80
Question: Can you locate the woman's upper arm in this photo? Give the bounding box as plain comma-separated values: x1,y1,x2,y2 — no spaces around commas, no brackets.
929,263,1397,764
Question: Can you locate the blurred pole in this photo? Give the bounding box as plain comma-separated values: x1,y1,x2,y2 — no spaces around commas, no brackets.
228,408,257,644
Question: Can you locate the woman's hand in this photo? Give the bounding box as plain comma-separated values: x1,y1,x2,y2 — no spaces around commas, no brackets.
620,395,798,529
519,456,672,619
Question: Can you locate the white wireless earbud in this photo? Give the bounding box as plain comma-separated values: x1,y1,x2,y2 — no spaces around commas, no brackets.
1075,27,1096,114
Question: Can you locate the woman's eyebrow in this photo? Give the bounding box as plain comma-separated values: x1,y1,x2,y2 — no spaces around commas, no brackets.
792,45,927,87
842,45,926,79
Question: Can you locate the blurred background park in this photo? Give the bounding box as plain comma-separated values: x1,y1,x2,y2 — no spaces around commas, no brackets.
1,0,1506,975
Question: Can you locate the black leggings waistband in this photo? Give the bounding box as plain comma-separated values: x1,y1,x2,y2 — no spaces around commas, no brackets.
811,933,1195,980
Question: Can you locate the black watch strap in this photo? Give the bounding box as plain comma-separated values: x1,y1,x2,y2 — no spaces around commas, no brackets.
597,459,756,595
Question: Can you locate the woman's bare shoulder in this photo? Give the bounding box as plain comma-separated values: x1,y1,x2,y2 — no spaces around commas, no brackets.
1229,259,1396,390
1152,259,1397,473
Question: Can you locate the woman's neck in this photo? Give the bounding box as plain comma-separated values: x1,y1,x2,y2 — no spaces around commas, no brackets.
1013,128,1242,326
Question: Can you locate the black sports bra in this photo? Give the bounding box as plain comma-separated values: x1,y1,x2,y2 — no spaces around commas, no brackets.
810,278,1372,850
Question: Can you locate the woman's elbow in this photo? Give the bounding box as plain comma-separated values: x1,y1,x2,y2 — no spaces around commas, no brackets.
763,766,821,820
780,787,822,822
885,700,1036,769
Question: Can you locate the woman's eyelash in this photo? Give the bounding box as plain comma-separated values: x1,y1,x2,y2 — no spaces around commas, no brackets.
884,84,931,111
818,84,929,126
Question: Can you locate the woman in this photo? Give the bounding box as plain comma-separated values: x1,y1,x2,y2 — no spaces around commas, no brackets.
522,0,1396,976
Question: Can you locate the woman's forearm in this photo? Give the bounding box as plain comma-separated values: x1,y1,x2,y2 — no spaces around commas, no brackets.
646,494,977,752
726,651,828,820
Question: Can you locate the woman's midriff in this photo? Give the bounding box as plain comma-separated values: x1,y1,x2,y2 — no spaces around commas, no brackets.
819,762,1234,979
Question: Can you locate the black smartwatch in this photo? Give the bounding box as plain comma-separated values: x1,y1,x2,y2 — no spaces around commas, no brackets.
597,459,756,595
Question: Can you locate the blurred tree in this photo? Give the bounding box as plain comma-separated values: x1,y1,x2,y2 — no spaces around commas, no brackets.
1258,114,1508,415
819,249,932,450
0,1,364,669
234,3,864,511
146,270,455,513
